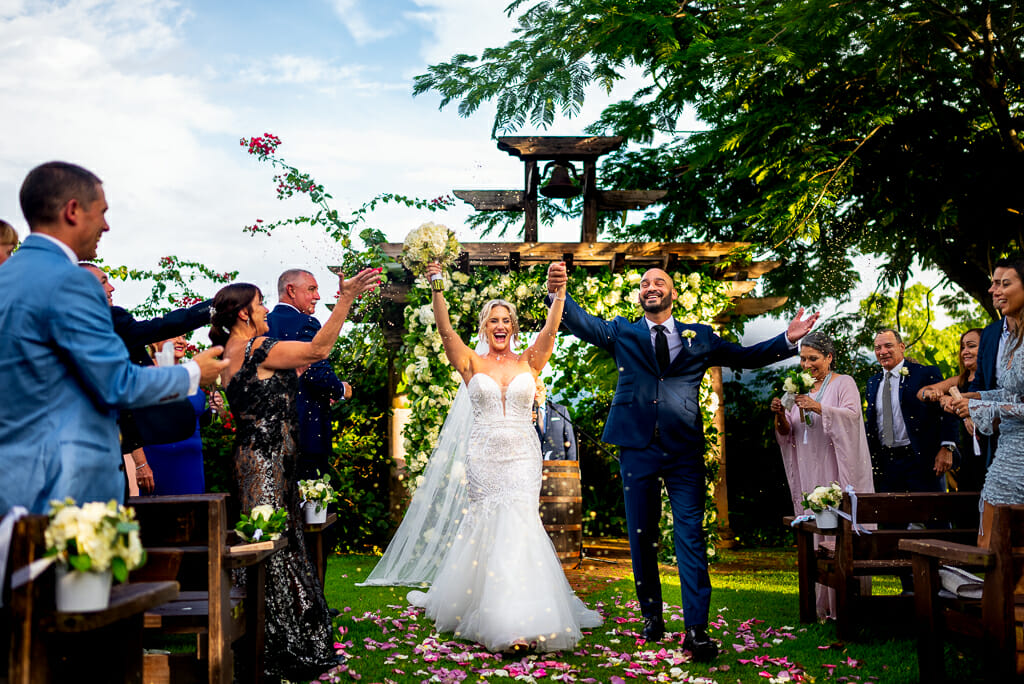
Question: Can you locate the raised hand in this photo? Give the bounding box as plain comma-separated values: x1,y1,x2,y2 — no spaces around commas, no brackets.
785,308,820,343
338,267,382,301
547,261,567,294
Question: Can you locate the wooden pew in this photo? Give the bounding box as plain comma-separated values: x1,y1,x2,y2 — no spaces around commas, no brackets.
303,511,338,587
2,514,178,684
128,494,285,684
901,503,1024,683
784,491,979,639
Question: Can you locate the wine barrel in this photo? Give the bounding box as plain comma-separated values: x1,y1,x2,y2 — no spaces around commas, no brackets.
539,460,582,565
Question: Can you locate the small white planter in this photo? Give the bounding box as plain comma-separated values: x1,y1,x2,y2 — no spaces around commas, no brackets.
303,502,328,525
55,565,112,612
814,508,838,529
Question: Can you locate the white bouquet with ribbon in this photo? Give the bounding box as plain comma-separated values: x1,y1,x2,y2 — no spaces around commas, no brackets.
235,505,287,542
399,222,461,291
801,482,843,513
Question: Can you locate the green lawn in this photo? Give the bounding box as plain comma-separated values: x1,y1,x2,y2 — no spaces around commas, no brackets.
313,549,984,683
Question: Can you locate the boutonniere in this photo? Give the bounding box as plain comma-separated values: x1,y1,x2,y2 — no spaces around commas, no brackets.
898,367,910,377
681,329,697,347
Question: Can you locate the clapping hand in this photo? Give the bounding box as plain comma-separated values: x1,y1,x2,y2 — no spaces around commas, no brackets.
785,308,820,344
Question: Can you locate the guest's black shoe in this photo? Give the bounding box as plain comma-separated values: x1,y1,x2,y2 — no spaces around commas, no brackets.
683,625,718,662
328,607,342,617
642,615,665,642
332,653,347,666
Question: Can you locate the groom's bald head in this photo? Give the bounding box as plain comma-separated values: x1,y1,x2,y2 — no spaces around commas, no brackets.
639,268,677,317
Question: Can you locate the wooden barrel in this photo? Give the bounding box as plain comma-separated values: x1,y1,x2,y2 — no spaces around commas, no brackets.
539,460,582,565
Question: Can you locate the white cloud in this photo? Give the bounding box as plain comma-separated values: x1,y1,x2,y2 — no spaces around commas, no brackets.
329,0,394,44
236,54,405,95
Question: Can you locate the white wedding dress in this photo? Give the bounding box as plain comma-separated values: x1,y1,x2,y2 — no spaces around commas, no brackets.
407,372,602,652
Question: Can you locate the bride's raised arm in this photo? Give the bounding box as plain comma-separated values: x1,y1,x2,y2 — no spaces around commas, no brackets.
427,261,475,383
524,276,566,373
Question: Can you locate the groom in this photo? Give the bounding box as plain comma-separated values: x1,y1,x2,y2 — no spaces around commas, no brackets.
546,263,817,661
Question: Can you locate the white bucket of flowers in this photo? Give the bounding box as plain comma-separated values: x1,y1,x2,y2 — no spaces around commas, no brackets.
299,473,338,525
801,483,843,530
45,498,146,612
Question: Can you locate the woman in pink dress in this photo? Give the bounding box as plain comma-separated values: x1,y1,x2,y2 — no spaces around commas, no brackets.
770,331,874,619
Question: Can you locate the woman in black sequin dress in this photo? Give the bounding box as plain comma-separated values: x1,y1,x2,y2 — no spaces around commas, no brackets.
210,268,379,682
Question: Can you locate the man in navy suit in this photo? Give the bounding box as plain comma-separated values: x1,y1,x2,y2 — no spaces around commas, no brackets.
266,269,351,481
546,262,817,660
0,162,226,514
865,328,958,493
536,399,578,461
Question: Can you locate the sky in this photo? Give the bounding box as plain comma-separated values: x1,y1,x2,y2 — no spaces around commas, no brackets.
0,0,953,351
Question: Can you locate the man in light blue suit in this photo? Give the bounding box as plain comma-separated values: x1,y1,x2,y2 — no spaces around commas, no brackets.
0,162,227,515
546,262,817,660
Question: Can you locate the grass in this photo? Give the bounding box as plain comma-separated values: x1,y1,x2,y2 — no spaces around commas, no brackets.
312,547,987,683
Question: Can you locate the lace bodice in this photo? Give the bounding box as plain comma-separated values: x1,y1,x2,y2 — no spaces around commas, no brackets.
468,372,536,424
970,342,1024,435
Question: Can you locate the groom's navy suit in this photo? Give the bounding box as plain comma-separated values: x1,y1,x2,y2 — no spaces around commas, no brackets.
555,294,796,627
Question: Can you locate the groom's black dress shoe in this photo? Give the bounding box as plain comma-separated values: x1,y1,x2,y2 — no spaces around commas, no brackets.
642,615,665,642
683,625,718,662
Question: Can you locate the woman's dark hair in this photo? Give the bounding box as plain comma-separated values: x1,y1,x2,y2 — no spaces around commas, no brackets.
799,331,836,369
209,283,261,347
957,328,984,390
1003,257,1024,359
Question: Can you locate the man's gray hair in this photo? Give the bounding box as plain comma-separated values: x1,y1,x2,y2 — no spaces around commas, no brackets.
277,268,314,297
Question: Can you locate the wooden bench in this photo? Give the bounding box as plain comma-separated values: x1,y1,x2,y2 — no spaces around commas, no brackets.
2,514,178,684
784,491,980,639
901,503,1024,682
303,511,338,587
128,494,286,684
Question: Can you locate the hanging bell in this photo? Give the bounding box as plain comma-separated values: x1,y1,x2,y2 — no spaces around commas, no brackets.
539,161,582,199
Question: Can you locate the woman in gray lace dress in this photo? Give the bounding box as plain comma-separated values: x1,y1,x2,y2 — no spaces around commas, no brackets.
958,258,1024,545
210,268,379,682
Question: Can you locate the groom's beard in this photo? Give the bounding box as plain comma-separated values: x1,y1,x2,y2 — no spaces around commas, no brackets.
641,295,672,315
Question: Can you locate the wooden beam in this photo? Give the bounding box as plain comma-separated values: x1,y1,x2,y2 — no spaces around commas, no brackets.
453,190,524,211
380,241,758,263
718,260,783,280
497,136,624,160
597,190,668,211
723,296,789,318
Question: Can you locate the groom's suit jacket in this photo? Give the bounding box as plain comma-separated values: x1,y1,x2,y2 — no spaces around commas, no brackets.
556,294,795,453
864,360,958,490
0,235,192,514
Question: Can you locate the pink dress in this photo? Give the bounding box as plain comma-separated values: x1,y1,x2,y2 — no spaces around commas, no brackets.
775,373,875,618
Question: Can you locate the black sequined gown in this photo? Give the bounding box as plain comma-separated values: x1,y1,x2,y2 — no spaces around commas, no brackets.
225,338,336,681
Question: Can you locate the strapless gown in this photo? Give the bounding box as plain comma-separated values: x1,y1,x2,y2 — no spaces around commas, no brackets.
408,372,603,652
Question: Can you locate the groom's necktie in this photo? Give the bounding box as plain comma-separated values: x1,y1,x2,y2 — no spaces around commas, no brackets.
881,371,895,447
653,325,670,372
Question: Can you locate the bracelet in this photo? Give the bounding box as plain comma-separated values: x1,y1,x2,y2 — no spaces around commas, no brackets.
552,295,566,301
135,463,148,470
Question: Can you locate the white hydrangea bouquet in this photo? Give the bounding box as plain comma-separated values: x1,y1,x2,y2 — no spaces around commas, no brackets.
235,505,288,542
399,222,461,291
781,367,816,425
801,482,843,513
298,472,339,514
45,498,146,582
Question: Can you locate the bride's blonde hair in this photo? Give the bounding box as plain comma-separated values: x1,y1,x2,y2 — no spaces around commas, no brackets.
477,299,520,348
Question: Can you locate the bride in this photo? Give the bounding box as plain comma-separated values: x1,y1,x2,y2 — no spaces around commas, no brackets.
361,261,602,652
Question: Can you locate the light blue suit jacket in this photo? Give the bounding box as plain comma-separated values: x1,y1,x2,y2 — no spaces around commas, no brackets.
0,235,192,514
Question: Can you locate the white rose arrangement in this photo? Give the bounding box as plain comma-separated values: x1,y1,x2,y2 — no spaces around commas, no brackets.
235,505,288,542
399,222,461,291
801,483,843,513
45,498,146,582
298,472,339,514
780,368,816,425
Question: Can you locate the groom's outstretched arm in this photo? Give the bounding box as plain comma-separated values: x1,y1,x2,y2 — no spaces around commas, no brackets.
545,261,618,353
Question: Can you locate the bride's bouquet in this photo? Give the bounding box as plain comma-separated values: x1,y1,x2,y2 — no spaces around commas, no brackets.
780,368,815,425
399,222,461,291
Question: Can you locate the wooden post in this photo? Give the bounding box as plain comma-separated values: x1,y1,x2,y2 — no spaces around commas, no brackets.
580,160,598,242
710,366,736,548
524,160,539,242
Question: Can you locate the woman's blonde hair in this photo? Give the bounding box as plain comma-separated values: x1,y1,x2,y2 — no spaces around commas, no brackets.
477,299,520,348
0,219,18,246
